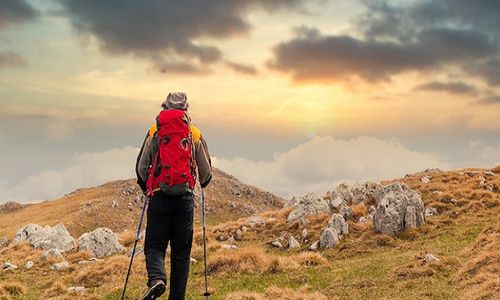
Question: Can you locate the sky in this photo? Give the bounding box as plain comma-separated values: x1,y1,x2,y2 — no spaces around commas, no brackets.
0,0,499,203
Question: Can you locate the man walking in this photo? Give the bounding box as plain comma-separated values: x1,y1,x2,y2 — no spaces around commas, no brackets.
136,92,212,300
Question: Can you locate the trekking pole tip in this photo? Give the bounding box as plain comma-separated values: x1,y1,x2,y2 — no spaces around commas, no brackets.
203,292,211,297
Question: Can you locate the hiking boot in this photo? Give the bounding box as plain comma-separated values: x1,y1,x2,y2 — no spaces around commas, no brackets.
140,280,166,300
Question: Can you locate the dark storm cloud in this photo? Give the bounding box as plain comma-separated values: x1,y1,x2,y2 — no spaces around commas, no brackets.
57,0,304,73
465,58,500,86
269,26,496,82
226,61,258,75
0,51,27,68
270,0,500,84
414,81,477,95
0,0,39,28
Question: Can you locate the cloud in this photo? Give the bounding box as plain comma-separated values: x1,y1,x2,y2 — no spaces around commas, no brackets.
0,0,39,28
214,136,451,198
414,81,477,95
0,51,27,68
269,26,496,83
465,58,500,86
226,61,258,75
57,0,305,73
478,95,500,105
0,147,139,203
269,1,500,85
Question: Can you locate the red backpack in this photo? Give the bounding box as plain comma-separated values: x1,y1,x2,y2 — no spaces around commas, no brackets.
146,109,197,196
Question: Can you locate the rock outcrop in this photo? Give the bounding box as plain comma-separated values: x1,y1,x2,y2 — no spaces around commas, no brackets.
373,183,425,235
286,193,330,224
319,228,339,249
14,223,76,252
78,228,125,258
326,213,348,237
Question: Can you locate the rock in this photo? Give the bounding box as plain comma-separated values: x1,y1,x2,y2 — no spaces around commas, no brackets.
78,258,102,265
14,223,76,252
241,226,248,233
425,207,439,217
329,183,353,207
111,201,119,208
339,205,353,220
287,193,330,224
50,261,69,271
288,236,300,249
227,235,236,244
368,205,376,216
298,216,310,227
78,228,125,258
0,237,8,249
41,248,64,261
271,241,283,249
25,261,34,270
326,213,349,237
483,171,495,178
420,176,431,184
404,206,418,230
190,257,198,263
308,241,319,251
373,183,425,235
68,286,86,293
485,184,494,192
319,228,339,249
2,262,18,271
301,228,308,240
350,182,384,205
221,244,238,250
424,254,439,263
247,216,265,227
235,229,243,241
329,195,344,209
358,216,367,223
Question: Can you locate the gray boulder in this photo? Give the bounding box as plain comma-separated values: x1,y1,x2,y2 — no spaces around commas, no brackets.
308,241,319,251
329,183,353,208
287,193,330,224
350,182,384,205
288,236,300,250
25,261,34,270
339,205,353,220
2,262,18,271
14,223,76,252
326,213,348,237
373,183,425,235
319,228,339,249
425,206,439,217
78,228,125,258
40,248,64,261
50,261,69,271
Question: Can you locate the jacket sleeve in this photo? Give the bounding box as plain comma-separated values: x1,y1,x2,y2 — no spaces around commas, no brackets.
195,135,212,188
135,134,153,192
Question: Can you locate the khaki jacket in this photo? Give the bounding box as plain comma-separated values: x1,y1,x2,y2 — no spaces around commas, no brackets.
135,121,212,192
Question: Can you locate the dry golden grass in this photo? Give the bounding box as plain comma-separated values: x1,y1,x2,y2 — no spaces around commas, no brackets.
226,285,328,300
351,203,368,219
294,251,327,267
74,255,130,287
491,165,500,174
41,280,67,298
0,281,26,298
66,250,93,263
0,242,43,266
118,229,136,248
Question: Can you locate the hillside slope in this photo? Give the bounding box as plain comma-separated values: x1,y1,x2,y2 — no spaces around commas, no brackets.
0,168,285,238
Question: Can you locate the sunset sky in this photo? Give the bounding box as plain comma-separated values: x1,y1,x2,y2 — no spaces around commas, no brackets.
1,0,499,202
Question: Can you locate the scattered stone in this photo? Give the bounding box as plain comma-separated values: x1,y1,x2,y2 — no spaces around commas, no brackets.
483,171,495,178
319,228,339,249
329,183,353,207
25,261,34,270
339,205,353,220
0,237,8,249
326,213,349,237
227,235,236,244
0,201,24,214
221,244,238,250
190,257,198,263
111,201,119,208
424,254,439,263
298,216,310,227
50,261,69,271
358,217,367,223
287,193,330,224
308,241,319,251
368,205,376,216
288,236,300,249
485,184,494,192
373,183,425,235
271,241,283,249
41,248,64,261
301,228,308,240
350,182,384,204
235,229,243,241
421,176,431,184
77,258,102,265
425,207,439,217
241,226,248,233
2,262,18,271
14,223,77,252
68,286,86,294
78,228,125,258
247,216,265,227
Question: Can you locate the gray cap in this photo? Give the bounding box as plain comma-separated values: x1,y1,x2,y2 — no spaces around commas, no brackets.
162,92,188,110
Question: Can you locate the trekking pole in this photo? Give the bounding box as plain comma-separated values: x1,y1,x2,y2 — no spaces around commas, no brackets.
201,188,211,299
121,194,149,300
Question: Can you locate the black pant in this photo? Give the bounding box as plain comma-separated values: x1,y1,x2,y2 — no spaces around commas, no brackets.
144,192,194,300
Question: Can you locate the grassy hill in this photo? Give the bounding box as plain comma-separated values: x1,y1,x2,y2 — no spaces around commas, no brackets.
0,166,498,299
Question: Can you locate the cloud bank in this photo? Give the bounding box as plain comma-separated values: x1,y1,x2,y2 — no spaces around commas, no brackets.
214,136,451,198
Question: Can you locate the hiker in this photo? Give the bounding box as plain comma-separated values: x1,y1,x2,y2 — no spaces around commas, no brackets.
135,92,212,300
